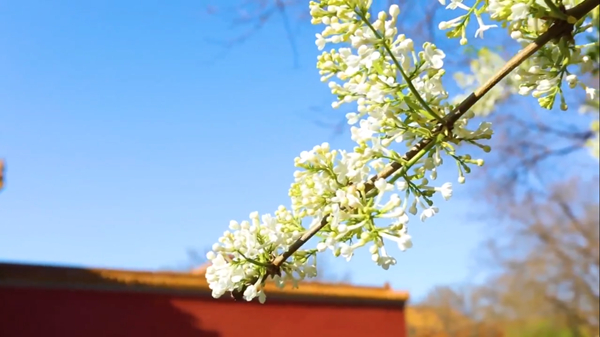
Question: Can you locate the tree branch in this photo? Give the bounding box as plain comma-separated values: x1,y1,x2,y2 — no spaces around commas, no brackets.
232,0,600,300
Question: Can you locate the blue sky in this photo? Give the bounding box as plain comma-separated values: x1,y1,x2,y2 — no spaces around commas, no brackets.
0,0,571,301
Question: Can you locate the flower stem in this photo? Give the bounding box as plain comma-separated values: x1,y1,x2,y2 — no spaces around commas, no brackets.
355,9,445,124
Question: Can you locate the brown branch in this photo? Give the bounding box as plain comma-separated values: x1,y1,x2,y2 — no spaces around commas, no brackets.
231,0,600,300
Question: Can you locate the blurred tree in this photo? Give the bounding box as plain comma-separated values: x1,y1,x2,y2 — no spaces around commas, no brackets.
407,178,599,337
407,285,504,337
478,178,599,337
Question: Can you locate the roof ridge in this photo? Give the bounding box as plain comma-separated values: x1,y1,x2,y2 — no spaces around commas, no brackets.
190,261,397,292
0,262,409,303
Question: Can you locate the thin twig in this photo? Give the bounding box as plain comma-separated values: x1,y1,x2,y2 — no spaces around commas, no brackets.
232,0,599,300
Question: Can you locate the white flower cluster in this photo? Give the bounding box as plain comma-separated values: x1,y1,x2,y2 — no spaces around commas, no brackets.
206,0,492,304
205,209,316,303
438,0,599,112
438,0,598,158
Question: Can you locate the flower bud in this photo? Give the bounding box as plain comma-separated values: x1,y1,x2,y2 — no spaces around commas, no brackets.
566,74,577,89
389,5,400,17
334,247,341,257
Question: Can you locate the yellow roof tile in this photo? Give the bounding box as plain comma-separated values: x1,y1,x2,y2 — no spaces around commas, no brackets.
0,262,409,303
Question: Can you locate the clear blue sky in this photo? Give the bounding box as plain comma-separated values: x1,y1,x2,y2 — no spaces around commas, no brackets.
0,0,514,301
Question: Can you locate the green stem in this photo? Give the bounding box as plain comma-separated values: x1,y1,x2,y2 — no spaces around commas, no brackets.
543,0,569,20
367,136,439,198
355,8,445,124
238,251,271,268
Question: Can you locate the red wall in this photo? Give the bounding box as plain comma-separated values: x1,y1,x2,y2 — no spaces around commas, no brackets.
0,286,406,337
